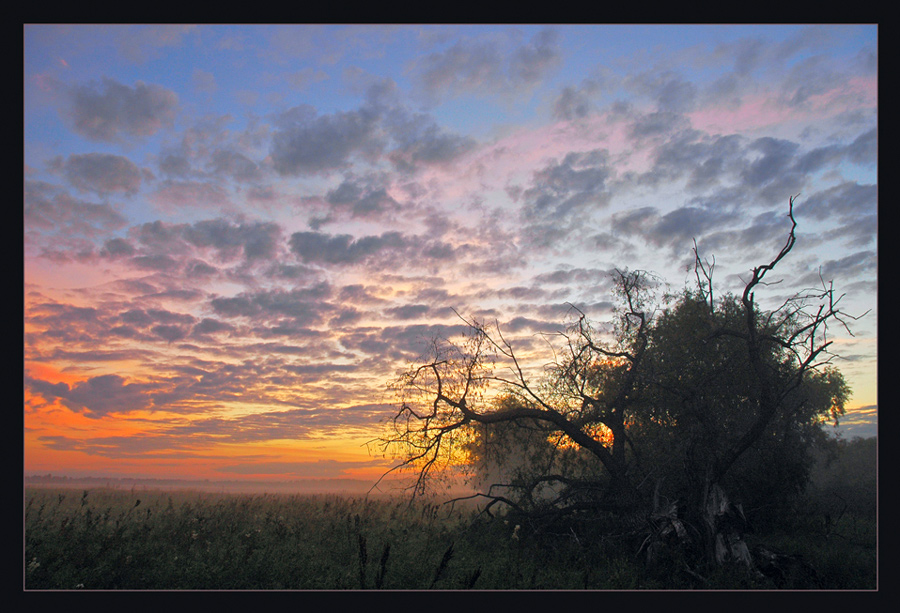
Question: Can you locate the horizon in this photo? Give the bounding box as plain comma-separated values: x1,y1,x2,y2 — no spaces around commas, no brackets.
24,422,877,497
24,24,877,484
24,420,877,484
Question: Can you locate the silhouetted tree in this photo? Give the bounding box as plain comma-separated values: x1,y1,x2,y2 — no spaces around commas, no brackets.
377,197,862,569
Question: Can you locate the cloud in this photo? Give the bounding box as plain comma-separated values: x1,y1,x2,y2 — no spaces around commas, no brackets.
25,180,127,238
521,149,614,220
610,206,660,237
185,259,218,277
150,180,233,212
653,207,733,248
191,318,235,336
832,404,877,439
321,176,401,220
217,459,377,477
114,24,195,64
626,70,698,113
210,284,334,329
709,25,844,83
151,288,205,302
412,27,561,103
642,132,744,191
610,204,742,254
23,25,878,479
151,324,189,342
630,125,867,209
845,127,877,166
724,37,766,76
35,398,396,458
100,237,135,258
289,230,400,265
793,128,877,174
385,304,430,320
508,28,561,85
339,323,471,360
131,220,187,251
329,307,364,327
741,137,802,188
797,250,877,287
385,112,476,171
799,181,876,221
27,301,203,352
270,104,382,176
54,152,143,196
628,110,691,142
119,308,154,326
338,284,388,305
35,434,196,458
183,218,281,261
124,218,283,268
532,267,616,288
66,77,178,142
131,254,181,272
552,79,603,121
270,87,475,179
27,373,156,417
501,315,563,334
780,54,844,107
796,181,876,247
284,362,359,377
207,149,262,182
288,229,457,268
158,153,192,177
27,302,106,343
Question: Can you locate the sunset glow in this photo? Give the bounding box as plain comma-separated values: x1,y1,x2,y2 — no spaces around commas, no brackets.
24,25,878,488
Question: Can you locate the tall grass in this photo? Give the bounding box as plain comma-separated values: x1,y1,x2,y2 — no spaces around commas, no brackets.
24,485,875,590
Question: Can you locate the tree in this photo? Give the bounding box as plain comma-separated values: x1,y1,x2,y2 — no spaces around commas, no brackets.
376,197,862,567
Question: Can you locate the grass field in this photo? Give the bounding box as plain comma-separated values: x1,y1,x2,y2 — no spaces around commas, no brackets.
24,481,876,590
24,436,876,591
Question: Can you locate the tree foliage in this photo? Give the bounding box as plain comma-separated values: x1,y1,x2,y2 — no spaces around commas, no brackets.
376,198,863,565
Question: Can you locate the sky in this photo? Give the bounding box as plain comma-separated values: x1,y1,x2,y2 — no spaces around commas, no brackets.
23,24,878,486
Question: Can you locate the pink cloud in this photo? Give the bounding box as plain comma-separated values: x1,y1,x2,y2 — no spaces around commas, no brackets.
689,76,877,135
406,112,640,207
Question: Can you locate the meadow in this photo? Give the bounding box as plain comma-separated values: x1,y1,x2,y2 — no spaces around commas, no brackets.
24,439,876,590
